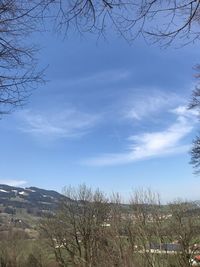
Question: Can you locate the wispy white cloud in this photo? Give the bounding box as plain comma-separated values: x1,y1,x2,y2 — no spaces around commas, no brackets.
83,105,198,166
171,105,199,117
49,69,130,90
66,69,131,86
17,108,100,139
124,91,182,121
0,179,27,187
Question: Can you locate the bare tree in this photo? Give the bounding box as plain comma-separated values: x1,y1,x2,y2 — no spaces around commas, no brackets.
190,134,200,174
188,66,200,173
129,189,167,267
167,201,200,267
40,184,110,267
105,193,134,267
40,0,200,46
0,0,44,115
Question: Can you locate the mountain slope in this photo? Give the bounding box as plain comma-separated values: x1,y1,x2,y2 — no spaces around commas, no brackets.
0,184,68,213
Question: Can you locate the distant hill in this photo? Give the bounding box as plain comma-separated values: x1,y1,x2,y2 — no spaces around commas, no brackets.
1,184,200,219
0,184,69,215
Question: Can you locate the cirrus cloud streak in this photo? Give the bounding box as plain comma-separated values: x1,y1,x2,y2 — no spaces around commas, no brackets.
17,108,100,140
83,106,197,166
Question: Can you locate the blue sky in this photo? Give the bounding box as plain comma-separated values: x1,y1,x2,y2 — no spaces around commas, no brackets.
0,30,200,202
